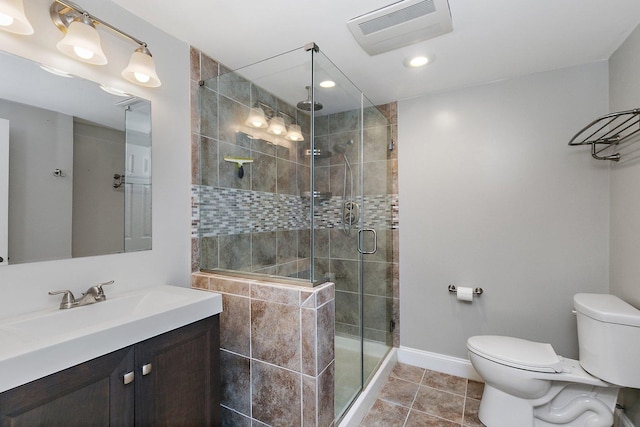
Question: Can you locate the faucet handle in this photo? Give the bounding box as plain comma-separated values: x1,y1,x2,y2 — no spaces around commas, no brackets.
48,290,76,309
94,280,114,300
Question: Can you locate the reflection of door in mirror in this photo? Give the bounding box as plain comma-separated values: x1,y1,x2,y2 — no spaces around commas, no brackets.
124,101,152,252
0,119,8,266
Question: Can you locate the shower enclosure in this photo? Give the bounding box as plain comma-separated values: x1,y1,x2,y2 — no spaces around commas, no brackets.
198,42,396,422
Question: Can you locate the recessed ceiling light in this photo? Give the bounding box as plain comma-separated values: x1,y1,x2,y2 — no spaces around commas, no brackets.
319,80,335,88
403,55,435,68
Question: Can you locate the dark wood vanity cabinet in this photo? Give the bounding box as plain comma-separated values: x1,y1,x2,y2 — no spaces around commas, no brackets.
0,316,220,427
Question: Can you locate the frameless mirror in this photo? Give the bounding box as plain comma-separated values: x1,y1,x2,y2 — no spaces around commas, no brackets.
0,50,151,266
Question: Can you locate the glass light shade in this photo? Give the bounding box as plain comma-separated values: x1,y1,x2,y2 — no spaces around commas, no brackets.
285,124,304,141
122,48,162,88
56,20,107,65
244,107,268,129
0,0,33,35
267,117,287,135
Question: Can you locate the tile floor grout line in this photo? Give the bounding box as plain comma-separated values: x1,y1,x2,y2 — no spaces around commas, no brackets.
461,378,469,427
401,367,427,427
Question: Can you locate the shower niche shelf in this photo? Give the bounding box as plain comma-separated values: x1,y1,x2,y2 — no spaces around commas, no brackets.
568,108,640,161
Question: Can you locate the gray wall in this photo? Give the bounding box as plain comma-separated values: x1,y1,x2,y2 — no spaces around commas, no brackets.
398,62,610,359
1,99,73,264
608,23,640,426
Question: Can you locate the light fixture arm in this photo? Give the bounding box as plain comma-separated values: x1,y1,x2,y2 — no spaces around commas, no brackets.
50,0,148,50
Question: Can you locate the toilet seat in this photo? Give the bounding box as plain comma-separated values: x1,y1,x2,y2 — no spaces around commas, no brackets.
467,335,564,373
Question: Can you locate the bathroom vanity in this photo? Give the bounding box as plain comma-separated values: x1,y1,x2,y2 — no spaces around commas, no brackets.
0,285,222,426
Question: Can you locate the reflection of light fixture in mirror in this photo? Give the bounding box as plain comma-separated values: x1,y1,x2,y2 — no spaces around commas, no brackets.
0,0,33,34
39,64,73,78
285,124,304,141
50,0,161,87
122,45,161,87
99,84,131,97
267,116,287,135
56,13,107,65
245,107,269,129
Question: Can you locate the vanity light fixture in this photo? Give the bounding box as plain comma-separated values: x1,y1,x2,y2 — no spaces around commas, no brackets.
50,0,161,87
0,0,34,35
121,45,161,87
56,12,107,64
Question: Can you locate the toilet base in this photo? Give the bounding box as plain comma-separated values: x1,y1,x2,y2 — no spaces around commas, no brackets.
478,383,618,427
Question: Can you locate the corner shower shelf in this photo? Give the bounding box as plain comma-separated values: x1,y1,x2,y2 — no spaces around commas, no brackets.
568,108,640,161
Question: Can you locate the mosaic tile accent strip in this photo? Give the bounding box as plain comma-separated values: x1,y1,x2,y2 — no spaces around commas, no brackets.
192,185,399,237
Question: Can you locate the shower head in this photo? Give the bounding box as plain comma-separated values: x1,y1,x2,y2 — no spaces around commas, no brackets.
297,86,323,111
333,139,354,154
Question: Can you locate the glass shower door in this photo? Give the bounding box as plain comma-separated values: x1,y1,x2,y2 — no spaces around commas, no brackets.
311,51,394,421
360,100,394,386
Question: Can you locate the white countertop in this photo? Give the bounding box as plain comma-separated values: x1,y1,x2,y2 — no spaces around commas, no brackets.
0,285,222,393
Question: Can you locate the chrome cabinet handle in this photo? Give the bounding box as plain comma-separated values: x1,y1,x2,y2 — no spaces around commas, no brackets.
142,363,152,376
123,371,134,385
357,229,377,254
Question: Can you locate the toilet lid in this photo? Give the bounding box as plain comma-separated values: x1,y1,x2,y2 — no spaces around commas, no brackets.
467,336,564,373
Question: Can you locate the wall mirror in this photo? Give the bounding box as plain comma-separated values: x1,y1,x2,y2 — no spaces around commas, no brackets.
0,50,152,266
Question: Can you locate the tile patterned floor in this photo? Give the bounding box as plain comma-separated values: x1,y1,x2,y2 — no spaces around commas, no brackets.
359,363,485,427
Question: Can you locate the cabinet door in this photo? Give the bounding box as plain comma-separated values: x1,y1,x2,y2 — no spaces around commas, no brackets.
0,346,134,427
135,316,220,427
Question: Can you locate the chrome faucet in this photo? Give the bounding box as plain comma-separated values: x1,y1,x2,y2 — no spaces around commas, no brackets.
49,280,114,309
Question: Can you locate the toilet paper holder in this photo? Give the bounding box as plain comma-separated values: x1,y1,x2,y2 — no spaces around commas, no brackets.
448,284,484,295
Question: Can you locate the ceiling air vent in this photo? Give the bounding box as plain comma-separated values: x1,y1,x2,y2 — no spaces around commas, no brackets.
347,0,452,56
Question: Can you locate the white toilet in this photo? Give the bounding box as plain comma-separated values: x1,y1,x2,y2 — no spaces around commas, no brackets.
467,293,640,427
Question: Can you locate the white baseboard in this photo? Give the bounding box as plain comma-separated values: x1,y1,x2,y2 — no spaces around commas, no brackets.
397,345,483,382
338,348,397,427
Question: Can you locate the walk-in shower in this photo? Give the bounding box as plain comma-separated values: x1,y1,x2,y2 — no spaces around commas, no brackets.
197,42,397,423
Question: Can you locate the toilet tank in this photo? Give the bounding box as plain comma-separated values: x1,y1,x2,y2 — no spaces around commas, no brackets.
574,293,640,388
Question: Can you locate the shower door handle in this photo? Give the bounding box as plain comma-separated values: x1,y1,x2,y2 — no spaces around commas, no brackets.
357,228,377,254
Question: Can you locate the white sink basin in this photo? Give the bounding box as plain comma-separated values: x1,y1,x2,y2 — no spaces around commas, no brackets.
0,285,222,393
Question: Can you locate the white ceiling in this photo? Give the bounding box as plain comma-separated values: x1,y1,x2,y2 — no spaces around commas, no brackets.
111,0,640,108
